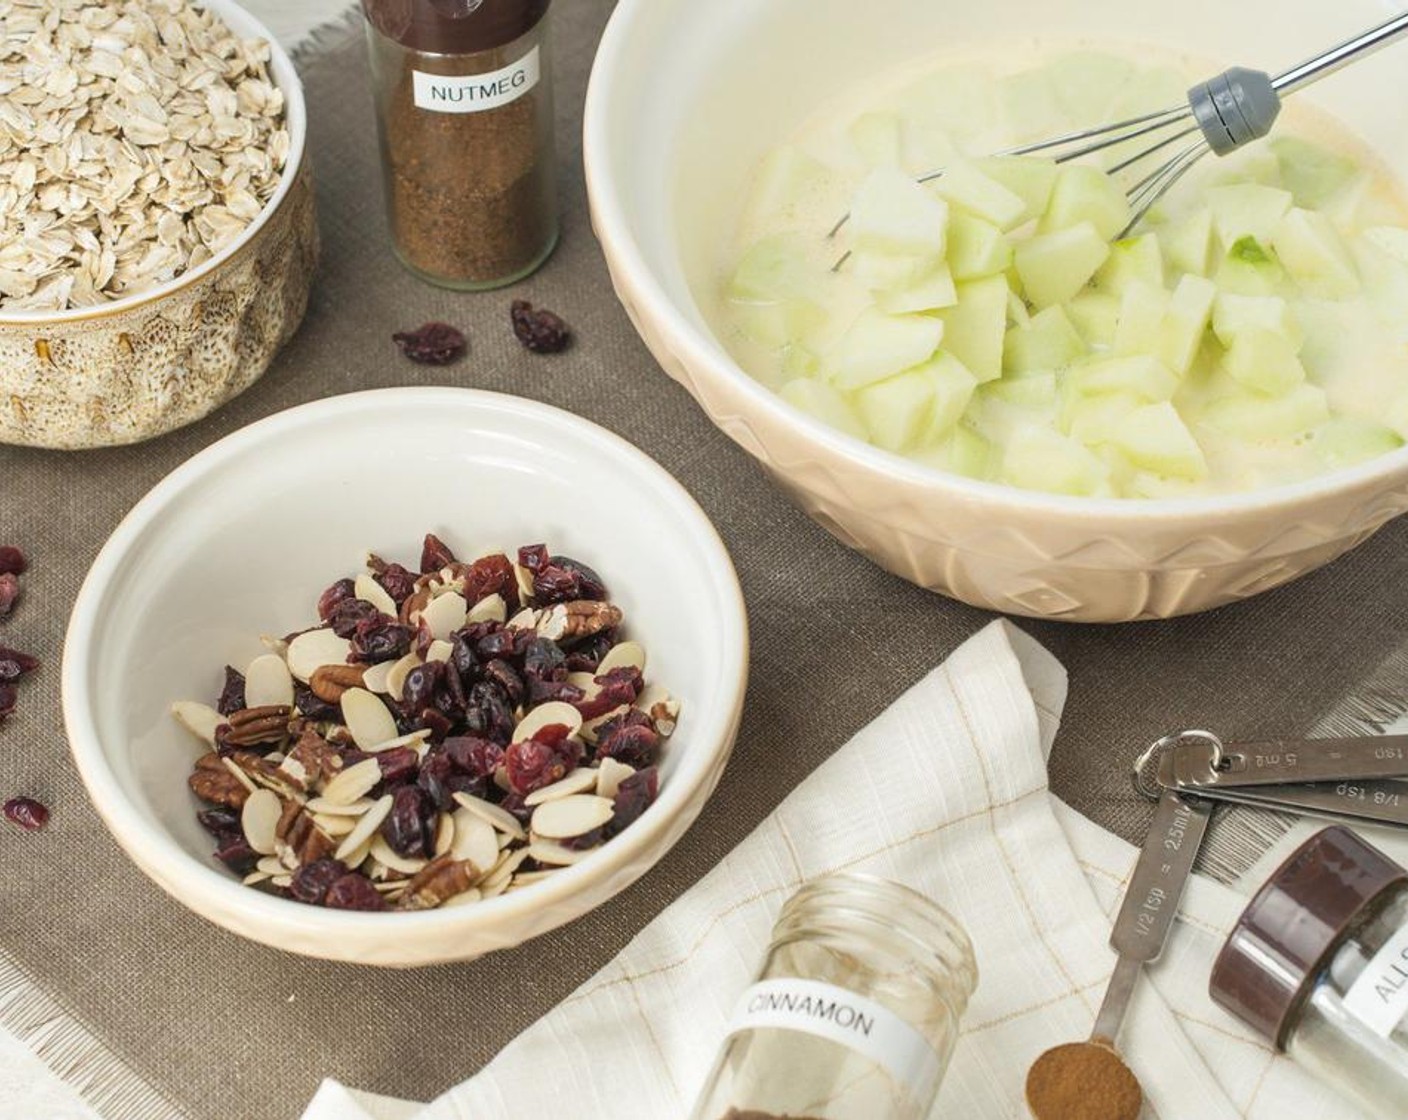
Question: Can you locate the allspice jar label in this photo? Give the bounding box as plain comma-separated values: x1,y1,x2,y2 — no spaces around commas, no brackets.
412,45,541,113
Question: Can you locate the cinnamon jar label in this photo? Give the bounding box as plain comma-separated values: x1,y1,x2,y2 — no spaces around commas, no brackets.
412,46,540,114
1343,923,1408,1037
726,979,942,1101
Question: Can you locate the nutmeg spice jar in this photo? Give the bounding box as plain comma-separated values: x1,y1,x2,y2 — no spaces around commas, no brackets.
362,0,558,289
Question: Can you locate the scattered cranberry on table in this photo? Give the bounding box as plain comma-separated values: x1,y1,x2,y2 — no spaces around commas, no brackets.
4,797,49,832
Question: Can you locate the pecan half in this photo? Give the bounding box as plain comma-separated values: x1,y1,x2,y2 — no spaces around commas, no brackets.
274,801,337,869
399,854,478,911
308,664,366,704
189,752,250,809
280,728,343,790
536,600,623,642
223,704,292,748
399,586,432,625
230,749,304,800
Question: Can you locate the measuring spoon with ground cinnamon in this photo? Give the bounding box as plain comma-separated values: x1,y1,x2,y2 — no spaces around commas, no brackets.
1026,789,1212,1120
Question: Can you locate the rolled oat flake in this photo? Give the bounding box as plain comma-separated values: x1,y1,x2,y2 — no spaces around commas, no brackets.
362,0,558,288
1210,826,1408,1119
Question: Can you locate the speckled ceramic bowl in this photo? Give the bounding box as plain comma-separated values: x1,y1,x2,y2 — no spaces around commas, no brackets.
584,0,1408,622
0,0,317,451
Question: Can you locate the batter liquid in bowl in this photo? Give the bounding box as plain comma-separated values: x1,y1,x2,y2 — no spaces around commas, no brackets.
715,46,1408,498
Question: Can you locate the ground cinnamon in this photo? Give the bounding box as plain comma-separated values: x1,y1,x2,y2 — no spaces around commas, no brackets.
1024,1041,1142,1120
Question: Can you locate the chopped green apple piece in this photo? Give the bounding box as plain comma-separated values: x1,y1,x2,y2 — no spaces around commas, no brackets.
1215,236,1286,296
1203,383,1330,439
1109,402,1208,479
748,146,832,226
781,343,821,380
1001,425,1112,495
1314,417,1404,468
1352,240,1408,338
850,166,950,257
1004,305,1084,374
780,378,869,441
1062,391,1141,445
1272,208,1360,298
931,160,1029,231
1158,208,1215,278
1224,326,1307,395
1112,281,1171,357
1006,290,1031,328
918,352,979,442
733,299,826,349
946,213,1012,281
1040,165,1131,240
1015,221,1110,308
853,367,937,452
915,423,992,479
984,371,1058,408
1000,68,1066,144
1107,66,1186,121
1272,137,1359,209
974,156,1059,224
728,232,819,302
850,250,933,292
1365,226,1408,265
1206,183,1294,245
1067,354,1178,401
1211,294,1304,349
828,308,945,389
1095,234,1163,294
1048,51,1134,123
848,111,903,168
877,264,959,313
1156,274,1216,375
1065,291,1121,347
938,275,1008,382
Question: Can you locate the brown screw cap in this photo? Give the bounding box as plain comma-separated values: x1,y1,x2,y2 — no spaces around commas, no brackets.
362,0,550,54
1209,826,1407,1048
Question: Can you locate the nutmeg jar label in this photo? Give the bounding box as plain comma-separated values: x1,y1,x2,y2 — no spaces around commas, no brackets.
412,46,540,114
726,979,942,1101
1343,923,1408,1037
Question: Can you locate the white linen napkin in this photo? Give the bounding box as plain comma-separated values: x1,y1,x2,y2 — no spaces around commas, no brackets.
305,621,1370,1120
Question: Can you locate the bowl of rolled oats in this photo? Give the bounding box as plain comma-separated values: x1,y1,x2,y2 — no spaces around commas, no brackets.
0,0,316,450
61,388,749,965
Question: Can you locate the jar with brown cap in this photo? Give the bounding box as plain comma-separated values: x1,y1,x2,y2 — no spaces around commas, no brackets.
1210,826,1408,1120
362,0,557,289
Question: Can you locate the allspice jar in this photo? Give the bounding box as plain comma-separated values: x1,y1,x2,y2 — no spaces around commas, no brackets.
362,0,558,289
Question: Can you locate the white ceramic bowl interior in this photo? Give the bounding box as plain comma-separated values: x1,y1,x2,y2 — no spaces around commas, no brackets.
585,0,1408,621
62,389,748,966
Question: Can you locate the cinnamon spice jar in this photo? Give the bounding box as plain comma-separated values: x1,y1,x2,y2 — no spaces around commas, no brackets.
362,0,558,289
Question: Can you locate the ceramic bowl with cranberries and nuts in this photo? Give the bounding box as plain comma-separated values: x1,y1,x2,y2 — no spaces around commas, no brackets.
171,533,679,913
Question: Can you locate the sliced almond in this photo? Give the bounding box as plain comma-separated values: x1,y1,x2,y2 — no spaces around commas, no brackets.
362,660,395,694
256,855,286,877
512,700,583,744
506,607,540,631
531,794,614,840
241,871,272,887
341,688,399,749
305,796,373,816
171,701,223,746
369,835,429,876
525,767,599,807
450,811,499,872
364,728,432,754
482,846,531,889
433,812,455,858
221,756,258,793
260,634,289,658
466,592,506,624
526,840,594,866
425,639,454,664
285,629,354,684
271,875,294,889
244,653,294,708
312,813,357,839
386,652,422,703
512,868,565,886
335,794,393,861
597,641,646,675
341,835,374,871
241,788,282,856
320,757,383,806
451,791,527,840
513,562,535,603
419,591,467,640
595,757,636,801
581,704,629,746
442,888,483,908
480,875,511,899
565,671,600,698
353,572,398,618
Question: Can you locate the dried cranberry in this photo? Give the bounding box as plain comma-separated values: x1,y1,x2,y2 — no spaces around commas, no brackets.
503,727,582,794
482,659,525,706
382,785,432,858
609,767,659,836
294,682,339,722
474,626,529,664
317,577,356,621
392,321,467,365
450,633,481,682
463,681,515,744
510,300,572,354
329,597,382,639
0,685,17,721
402,662,444,713
351,618,414,664
0,652,35,683
446,736,504,778
532,555,608,605
0,546,26,576
290,858,349,905
420,533,457,574
416,751,454,809
213,831,257,875
460,554,518,610
3,797,47,831
561,828,605,851
365,556,418,607
0,574,19,617
196,807,241,836
214,666,246,716
564,630,616,673
443,655,468,710
325,872,388,911
416,706,453,743
522,637,566,683
498,791,533,826
517,543,550,573
376,746,420,787
577,666,643,720
596,718,660,770
529,679,586,706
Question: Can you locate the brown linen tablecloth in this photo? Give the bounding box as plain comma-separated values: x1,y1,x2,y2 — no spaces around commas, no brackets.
5,6,1408,1118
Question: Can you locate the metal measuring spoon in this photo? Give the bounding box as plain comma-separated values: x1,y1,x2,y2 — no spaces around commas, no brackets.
1026,784,1212,1120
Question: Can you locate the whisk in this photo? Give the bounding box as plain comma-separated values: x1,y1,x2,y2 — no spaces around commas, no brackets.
830,11,1408,266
